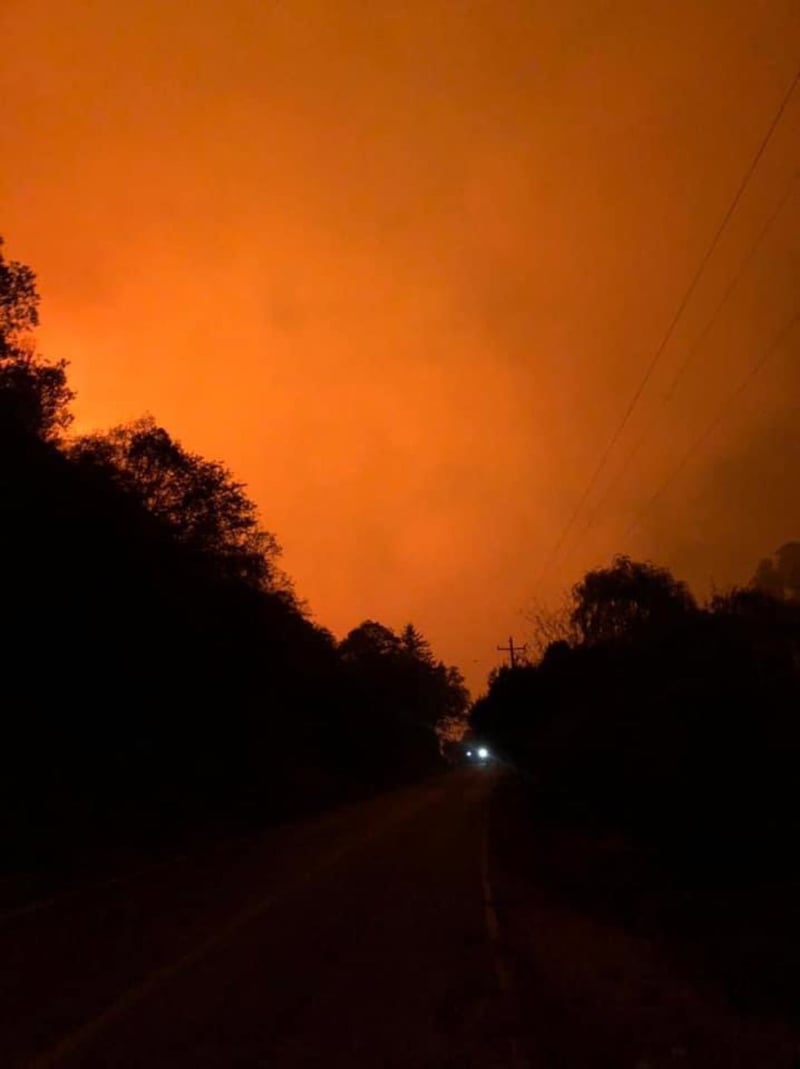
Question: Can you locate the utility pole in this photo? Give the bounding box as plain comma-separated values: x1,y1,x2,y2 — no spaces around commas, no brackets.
497,635,527,669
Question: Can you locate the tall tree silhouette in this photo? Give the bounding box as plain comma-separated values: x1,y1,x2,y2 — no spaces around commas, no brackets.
339,620,468,778
472,551,800,875
570,554,695,646
752,542,800,601
0,236,72,439
400,623,433,662
0,237,463,870
69,418,293,596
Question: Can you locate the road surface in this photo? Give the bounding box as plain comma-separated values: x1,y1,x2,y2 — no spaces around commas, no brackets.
1,768,522,1068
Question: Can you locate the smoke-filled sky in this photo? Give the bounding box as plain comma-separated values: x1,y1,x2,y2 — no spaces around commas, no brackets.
2,1,799,690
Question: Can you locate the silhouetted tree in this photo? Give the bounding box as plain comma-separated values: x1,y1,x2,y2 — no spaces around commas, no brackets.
338,619,467,780
436,664,470,726
0,236,73,439
570,554,695,646
69,418,293,597
0,239,466,870
472,550,800,875
525,596,578,661
752,541,800,601
340,619,402,662
0,236,38,354
400,623,434,662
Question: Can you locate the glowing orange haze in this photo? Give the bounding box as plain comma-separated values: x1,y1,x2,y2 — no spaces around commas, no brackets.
2,2,799,691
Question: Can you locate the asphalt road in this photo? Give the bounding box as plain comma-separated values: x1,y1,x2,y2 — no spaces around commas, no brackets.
1,768,521,1068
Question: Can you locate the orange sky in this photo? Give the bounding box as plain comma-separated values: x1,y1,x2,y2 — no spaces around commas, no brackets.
2,1,799,691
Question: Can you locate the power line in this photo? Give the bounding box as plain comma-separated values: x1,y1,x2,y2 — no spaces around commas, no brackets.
536,62,800,582
664,171,799,401
576,170,799,546
624,306,800,539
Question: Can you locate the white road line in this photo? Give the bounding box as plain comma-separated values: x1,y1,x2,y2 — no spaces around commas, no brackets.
481,807,528,1069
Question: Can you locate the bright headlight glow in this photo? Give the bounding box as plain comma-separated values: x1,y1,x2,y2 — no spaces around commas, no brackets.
477,747,489,759
466,749,472,757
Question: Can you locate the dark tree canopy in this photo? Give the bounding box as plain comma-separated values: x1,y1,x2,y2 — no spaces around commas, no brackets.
0,236,73,439
570,553,695,646
340,619,470,762
0,236,39,356
69,418,291,596
340,619,402,662
400,623,434,663
470,551,800,883
752,541,800,602
0,239,467,869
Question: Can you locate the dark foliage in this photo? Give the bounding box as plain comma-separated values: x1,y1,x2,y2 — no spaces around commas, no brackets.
0,237,73,440
472,553,800,877
570,554,696,646
0,239,468,870
338,621,469,783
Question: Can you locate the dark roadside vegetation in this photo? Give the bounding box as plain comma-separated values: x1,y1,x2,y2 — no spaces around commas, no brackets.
0,237,469,888
473,550,800,1039
5,233,799,1062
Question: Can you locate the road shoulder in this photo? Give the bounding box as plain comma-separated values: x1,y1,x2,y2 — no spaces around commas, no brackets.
489,774,799,1068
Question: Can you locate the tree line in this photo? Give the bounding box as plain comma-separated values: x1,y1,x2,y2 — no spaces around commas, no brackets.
471,549,800,878
0,238,469,870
